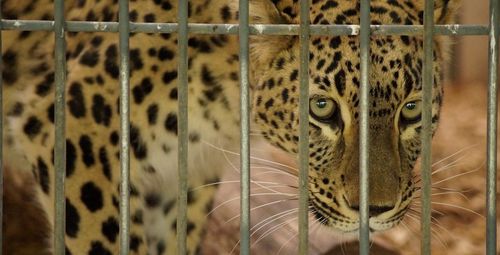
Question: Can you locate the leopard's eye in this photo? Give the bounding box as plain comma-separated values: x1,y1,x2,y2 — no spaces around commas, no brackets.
401,100,422,122
310,97,337,122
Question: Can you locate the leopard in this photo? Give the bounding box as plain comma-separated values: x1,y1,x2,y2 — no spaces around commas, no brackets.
2,0,458,254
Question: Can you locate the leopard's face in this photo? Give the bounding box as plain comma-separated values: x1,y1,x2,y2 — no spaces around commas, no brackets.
250,0,454,233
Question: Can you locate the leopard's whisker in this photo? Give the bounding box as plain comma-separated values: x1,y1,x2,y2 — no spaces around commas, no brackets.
369,238,375,250
276,228,299,255
415,160,485,184
404,211,447,246
251,208,299,233
340,239,347,255
229,240,241,255
414,186,470,194
431,186,470,193
292,219,323,255
252,170,299,181
406,210,447,232
250,185,297,195
217,140,243,174
431,143,480,167
413,190,469,200
413,144,480,181
202,140,298,171
431,160,465,176
191,180,285,191
428,216,453,241
228,208,298,255
252,217,298,248
405,212,420,221
408,206,445,217
250,165,298,179
207,193,296,217
431,202,484,218
412,201,484,218
414,162,465,183
250,183,296,195
429,224,448,248
214,141,297,194
432,167,481,185
399,219,415,235
225,198,297,224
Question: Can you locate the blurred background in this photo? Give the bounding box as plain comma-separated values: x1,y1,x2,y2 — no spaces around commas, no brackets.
453,0,492,84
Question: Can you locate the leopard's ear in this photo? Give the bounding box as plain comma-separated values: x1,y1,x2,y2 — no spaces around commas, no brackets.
413,0,461,24
231,0,294,74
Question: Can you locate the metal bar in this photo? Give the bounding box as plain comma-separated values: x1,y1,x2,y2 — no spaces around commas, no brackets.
0,20,491,36
421,0,435,254
176,0,189,254
0,1,3,254
118,0,131,253
358,0,370,254
238,0,251,253
53,0,67,253
298,0,310,253
486,0,499,253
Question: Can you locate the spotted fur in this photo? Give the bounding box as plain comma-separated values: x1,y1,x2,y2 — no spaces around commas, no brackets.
3,0,457,254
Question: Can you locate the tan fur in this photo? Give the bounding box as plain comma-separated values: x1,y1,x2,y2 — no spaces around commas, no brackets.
3,0,459,254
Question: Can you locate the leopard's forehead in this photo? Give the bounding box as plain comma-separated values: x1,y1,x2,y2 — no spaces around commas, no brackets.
261,0,436,115
271,0,423,25
264,33,432,118
253,0,445,154
307,34,430,121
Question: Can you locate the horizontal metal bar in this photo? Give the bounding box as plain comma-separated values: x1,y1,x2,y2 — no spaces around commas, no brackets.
0,20,490,35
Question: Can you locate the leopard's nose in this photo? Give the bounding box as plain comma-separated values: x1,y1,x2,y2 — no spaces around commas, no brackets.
350,205,395,217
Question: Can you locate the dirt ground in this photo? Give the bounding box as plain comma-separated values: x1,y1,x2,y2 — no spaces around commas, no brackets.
3,82,500,254
202,81,500,255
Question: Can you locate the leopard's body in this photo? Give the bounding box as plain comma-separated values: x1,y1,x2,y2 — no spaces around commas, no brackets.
2,0,457,254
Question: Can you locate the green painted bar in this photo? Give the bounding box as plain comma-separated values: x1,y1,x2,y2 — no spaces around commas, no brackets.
486,0,499,254
298,0,310,254
238,0,251,254
0,20,491,36
176,0,189,254
421,0,435,254
53,0,67,254
118,0,131,253
358,0,370,254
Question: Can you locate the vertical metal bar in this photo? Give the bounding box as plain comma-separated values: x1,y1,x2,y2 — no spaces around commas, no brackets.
118,0,131,253
298,0,310,253
177,0,189,254
53,0,67,253
0,2,3,254
486,0,498,254
358,0,370,254
238,0,251,253
421,0,434,254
